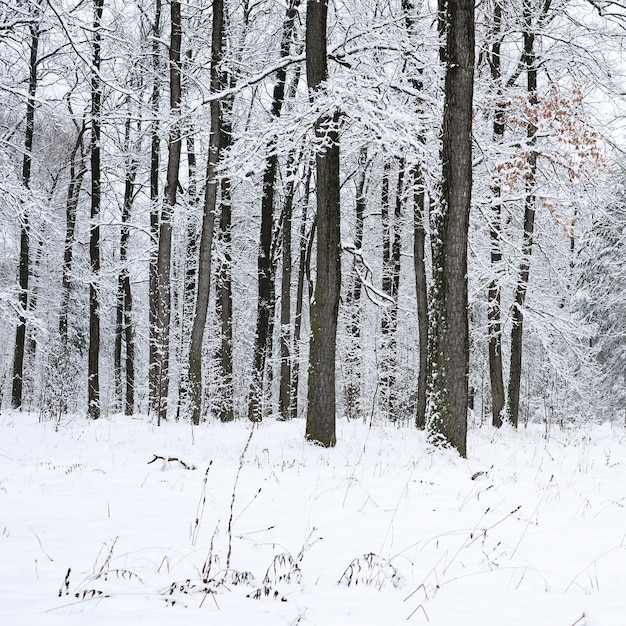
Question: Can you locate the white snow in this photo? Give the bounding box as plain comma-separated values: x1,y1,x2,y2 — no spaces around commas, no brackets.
1,413,625,625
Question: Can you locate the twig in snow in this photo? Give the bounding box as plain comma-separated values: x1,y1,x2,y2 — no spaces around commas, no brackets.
191,461,213,547
29,525,54,562
148,454,197,470
226,425,256,569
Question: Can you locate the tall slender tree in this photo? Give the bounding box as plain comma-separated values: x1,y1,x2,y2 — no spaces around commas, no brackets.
305,0,341,447
154,0,183,423
114,106,138,416
401,0,429,429
248,0,301,422
343,146,367,421
487,0,506,427
188,0,225,425
148,0,163,415
426,0,474,456
507,0,538,427
215,101,234,423
88,0,104,420
11,7,40,409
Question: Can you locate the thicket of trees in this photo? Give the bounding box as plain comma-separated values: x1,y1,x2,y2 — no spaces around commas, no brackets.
1,0,624,456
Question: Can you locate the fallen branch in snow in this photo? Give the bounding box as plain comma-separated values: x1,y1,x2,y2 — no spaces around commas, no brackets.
148,454,197,471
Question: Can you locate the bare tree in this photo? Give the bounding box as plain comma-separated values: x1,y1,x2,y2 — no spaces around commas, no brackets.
487,0,505,428
426,0,474,456
154,0,183,423
11,5,40,409
507,0,538,427
248,0,301,423
187,0,226,425
87,0,104,420
148,0,162,415
305,0,341,447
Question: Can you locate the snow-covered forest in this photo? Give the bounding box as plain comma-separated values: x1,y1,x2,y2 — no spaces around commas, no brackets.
2,0,626,622
2,0,625,438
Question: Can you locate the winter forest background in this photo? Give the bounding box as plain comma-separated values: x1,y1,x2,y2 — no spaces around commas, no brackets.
2,0,626,447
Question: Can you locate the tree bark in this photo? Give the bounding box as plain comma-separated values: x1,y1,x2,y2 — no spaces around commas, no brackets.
12,14,40,410
412,163,429,429
381,160,404,421
488,0,505,427
248,0,301,422
343,146,367,421
426,0,474,457
148,0,162,415
305,0,341,447
401,0,429,430
278,149,300,421
290,163,313,420
154,0,182,424
59,123,86,349
508,0,537,427
216,105,234,422
88,0,103,420
187,0,225,425
115,108,138,416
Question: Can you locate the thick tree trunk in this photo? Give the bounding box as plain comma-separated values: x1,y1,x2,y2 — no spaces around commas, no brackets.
305,0,341,447
488,0,505,428
88,0,103,420
12,17,39,410
154,0,182,424
248,0,301,422
187,0,225,425
507,0,537,428
426,0,474,457
148,0,162,415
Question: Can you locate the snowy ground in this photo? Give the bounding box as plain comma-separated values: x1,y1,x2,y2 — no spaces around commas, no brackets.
1,412,625,625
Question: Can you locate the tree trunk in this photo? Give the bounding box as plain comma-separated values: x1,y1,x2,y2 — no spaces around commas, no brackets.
380,160,404,421
12,15,39,410
154,0,182,424
278,149,301,421
88,0,103,420
175,50,200,421
216,106,234,422
501,0,549,427
290,163,313,420
343,146,367,422
148,0,162,415
507,0,537,428
248,0,301,422
115,109,138,416
187,0,225,425
426,0,474,457
412,163,429,429
59,124,86,349
488,0,505,427
401,0,429,430
305,0,341,447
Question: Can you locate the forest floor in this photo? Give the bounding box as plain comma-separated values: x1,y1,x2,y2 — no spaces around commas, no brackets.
1,411,625,625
